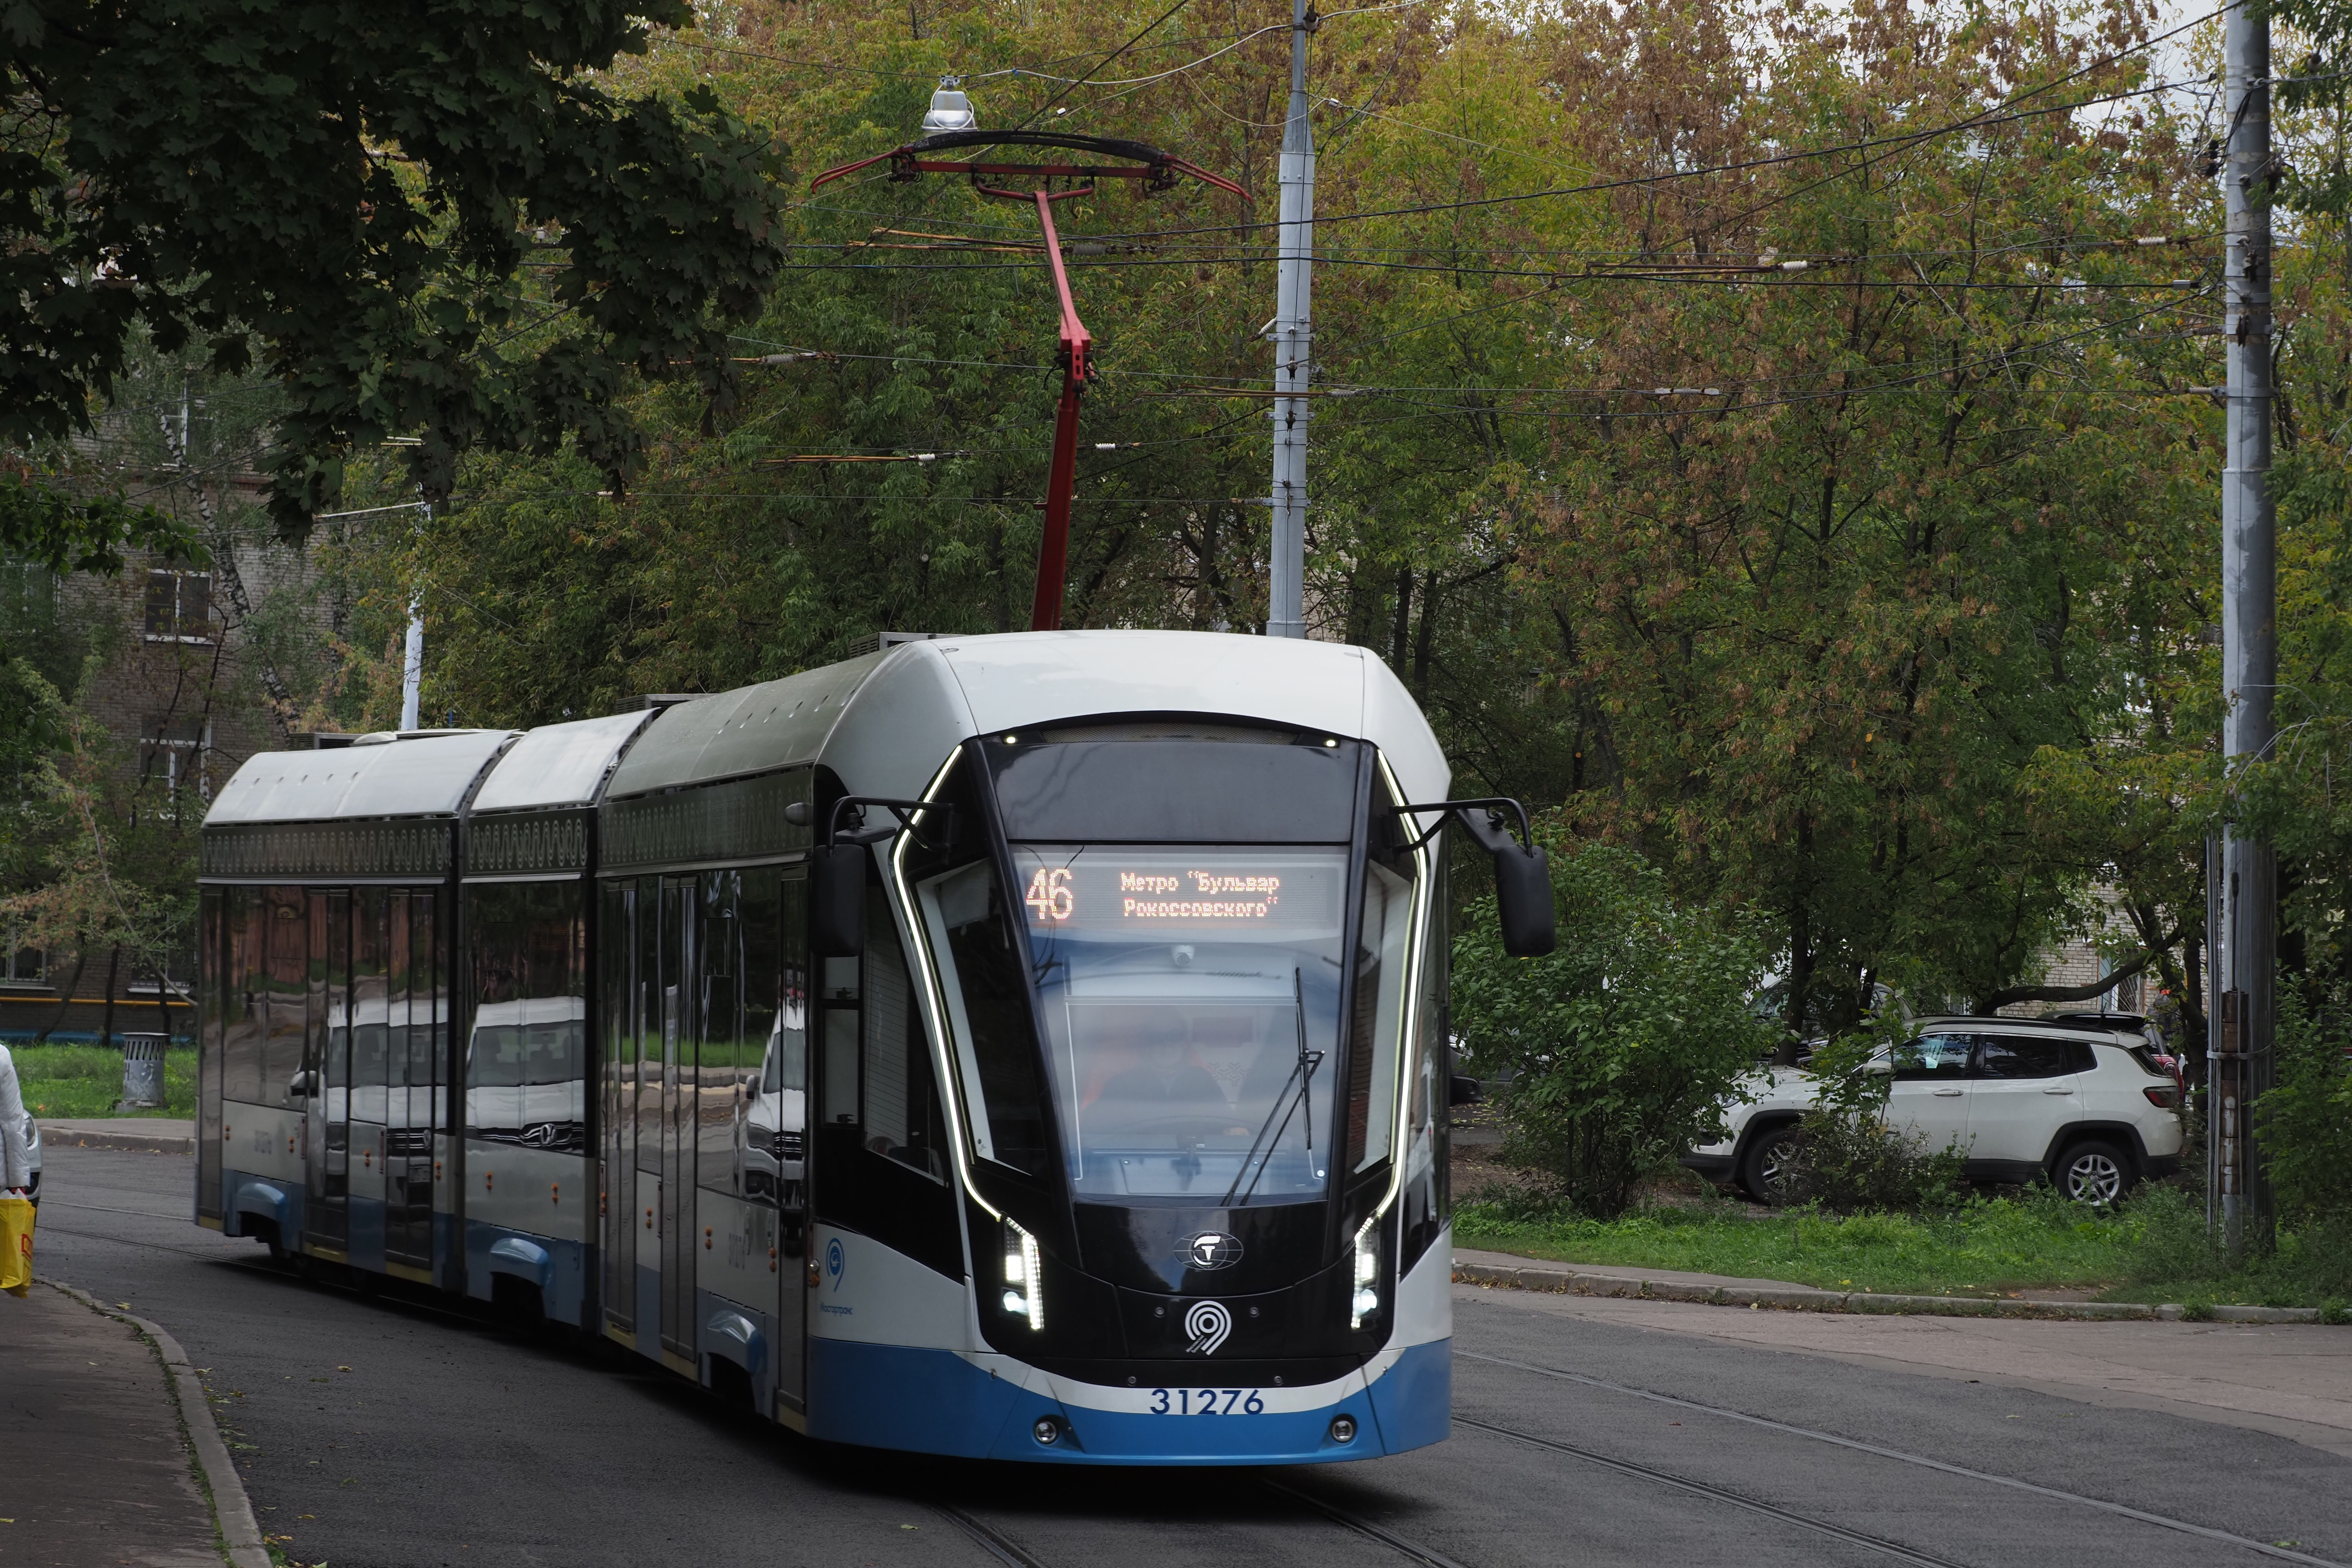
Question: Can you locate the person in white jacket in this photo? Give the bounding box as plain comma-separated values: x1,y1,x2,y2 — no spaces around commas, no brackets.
0,1042,33,1196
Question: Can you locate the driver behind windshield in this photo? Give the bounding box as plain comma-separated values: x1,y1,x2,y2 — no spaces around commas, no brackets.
1085,1007,1229,1135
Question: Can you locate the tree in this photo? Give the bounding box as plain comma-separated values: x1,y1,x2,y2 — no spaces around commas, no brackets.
1451,843,1774,1216
0,0,786,562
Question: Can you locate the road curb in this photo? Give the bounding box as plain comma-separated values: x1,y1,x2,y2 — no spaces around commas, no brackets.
38,1123,194,1155
1450,1259,2328,1325
41,1278,271,1568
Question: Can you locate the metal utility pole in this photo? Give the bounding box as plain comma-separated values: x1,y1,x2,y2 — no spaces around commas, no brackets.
2214,0,2277,1259
1265,0,1316,640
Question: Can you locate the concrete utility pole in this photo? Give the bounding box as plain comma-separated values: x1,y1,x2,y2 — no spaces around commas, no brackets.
400,502,428,732
2214,0,2277,1259
1265,0,1316,639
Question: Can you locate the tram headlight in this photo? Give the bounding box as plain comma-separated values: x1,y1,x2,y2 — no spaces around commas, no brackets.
1002,1221,1045,1332
1350,1218,1380,1329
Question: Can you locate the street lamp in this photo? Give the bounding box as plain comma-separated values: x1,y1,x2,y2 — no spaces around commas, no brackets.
811,88,1245,632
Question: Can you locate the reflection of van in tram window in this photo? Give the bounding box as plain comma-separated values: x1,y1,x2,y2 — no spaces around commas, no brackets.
318,991,453,1134
465,996,588,1153
740,999,806,1205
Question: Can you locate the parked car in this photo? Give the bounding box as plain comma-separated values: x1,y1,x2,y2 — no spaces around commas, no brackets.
1682,1014,2185,1205
16,1102,39,1204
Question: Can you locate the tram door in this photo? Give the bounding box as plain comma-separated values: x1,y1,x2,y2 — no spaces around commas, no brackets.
599,882,639,1337
385,890,441,1269
302,892,351,1254
657,877,694,1362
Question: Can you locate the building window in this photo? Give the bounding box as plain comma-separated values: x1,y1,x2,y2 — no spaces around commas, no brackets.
1,936,41,988
143,570,214,642
140,714,214,813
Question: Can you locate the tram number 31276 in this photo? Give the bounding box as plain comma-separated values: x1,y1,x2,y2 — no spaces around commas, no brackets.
1150,1389,1266,1415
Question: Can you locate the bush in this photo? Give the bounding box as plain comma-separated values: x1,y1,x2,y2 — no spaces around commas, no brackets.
1776,1110,1969,1215
2259,989,2352,1223
1757,1026,1966,1214
1452,843,1774,1218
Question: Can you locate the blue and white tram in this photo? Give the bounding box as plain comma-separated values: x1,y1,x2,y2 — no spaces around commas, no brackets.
194,632,1551,1465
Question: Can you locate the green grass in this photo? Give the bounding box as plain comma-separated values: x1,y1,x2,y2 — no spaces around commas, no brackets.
1455,1184,2352,1308
12,1044,197,1119
1456,1188,2134,1298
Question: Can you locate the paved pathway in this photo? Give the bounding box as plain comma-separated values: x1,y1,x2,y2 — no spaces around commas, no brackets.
1455,1250,2352,1457
0,1278,218,1566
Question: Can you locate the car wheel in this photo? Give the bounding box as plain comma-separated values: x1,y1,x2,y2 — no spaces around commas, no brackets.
2058,1139,2131,1205
1740,1125,1802,1206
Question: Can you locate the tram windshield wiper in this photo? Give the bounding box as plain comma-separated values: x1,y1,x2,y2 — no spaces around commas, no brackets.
1221,969,1323,1208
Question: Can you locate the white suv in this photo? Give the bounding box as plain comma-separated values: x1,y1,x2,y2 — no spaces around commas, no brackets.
1682,1014,2186,1204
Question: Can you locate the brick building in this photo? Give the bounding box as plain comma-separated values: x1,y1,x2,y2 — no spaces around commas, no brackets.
3,468,324,1046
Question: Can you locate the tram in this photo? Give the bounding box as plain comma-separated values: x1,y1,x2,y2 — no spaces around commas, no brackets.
193,631,1552,1465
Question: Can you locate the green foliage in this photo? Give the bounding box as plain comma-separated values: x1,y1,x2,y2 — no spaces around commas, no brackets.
2257,988,2352,1223
1454,1187,2140,1297
11,1044,195,1120
0,0,785,552
1457,1182,2352,1306
1451,843,1774,1217
327,0,2223,1048
1779,1111,1972,1216
0,473,197,577
1774,1021,1968,1212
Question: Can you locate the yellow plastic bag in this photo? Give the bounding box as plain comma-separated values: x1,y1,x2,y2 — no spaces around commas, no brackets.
0,1193,33,1298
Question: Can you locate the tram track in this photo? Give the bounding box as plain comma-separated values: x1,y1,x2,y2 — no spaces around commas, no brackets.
1452,1416,1965,1568
1259,1477,1473,1568
1460,1349,2350,1568
934,1501,1053,1568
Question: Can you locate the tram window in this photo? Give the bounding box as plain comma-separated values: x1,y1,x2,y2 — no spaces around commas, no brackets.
465,881,588,1152
1399,853,1449,1272
915,854,1049,1175
222,886,266,1104
350,889,390,1124
987,731,1360,843
198,887,224,1217
1009,844,1348,1200
599,881,632,1133
633,878,662,1177
725,867,790,1208
263,887,307,1109
862,902,944,1182
697,869,772,1197
322,892,350,1105
406,891,445,1131
1344,862,1411,1175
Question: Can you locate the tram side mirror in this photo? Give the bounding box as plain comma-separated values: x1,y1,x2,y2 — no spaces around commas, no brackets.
1457,807,1557,959
811,843,867,957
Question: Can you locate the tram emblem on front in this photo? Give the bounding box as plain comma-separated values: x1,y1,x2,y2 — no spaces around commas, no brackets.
1186,1231,1243,1271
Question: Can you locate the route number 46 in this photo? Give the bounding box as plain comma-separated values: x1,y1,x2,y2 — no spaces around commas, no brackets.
1025,867,1074,922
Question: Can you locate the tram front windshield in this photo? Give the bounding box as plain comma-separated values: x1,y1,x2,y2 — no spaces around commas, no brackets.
1012,847,1344,1200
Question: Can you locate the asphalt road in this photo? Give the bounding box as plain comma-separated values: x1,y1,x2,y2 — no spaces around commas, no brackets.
33,1142,2352,1568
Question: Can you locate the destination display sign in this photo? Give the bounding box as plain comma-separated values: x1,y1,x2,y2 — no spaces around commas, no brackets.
1012,849,1345,938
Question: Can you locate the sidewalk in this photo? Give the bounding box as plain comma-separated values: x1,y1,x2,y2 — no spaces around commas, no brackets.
1451,1244,2325,1323
0,1281,220,1566
38,1119,196,1155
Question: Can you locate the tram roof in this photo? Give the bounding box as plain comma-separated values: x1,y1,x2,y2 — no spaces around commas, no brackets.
471,709,656,813
205,729,516,826
606,632,1448,804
